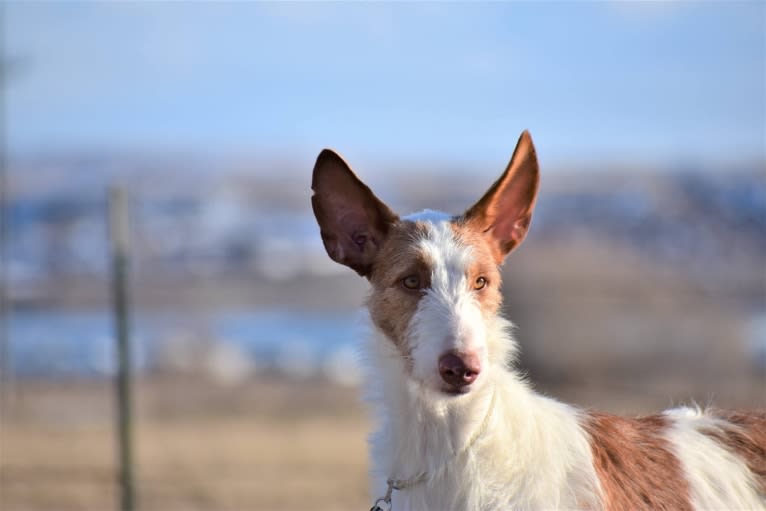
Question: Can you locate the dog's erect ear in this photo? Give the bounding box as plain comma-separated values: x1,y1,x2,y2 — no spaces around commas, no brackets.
311,149,398,277
462,131,540,264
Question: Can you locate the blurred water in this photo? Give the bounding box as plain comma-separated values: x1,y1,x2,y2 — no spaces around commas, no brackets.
7,308,363,381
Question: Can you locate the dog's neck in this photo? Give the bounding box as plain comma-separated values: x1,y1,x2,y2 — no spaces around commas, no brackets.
364,317,603,509
364,322,514,481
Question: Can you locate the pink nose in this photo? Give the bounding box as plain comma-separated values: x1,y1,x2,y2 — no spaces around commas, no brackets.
438,352,481,388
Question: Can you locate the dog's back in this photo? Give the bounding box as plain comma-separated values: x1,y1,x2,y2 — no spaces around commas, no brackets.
586,407,765,510
311,131,766,510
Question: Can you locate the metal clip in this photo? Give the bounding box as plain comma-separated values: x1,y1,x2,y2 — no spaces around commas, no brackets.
369,480,395,511
369,498,391,511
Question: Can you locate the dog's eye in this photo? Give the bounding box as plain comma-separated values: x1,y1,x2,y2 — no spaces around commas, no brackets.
402,275,421,290
474,276,488,290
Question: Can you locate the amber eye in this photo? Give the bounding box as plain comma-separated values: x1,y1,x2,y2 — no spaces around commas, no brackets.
474,276,488,290
402,275,421,290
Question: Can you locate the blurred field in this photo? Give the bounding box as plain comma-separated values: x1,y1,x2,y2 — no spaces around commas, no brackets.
4,162,765,511
3,232,764,511
4,4,764,510
3,368,763,511
1,378,370,511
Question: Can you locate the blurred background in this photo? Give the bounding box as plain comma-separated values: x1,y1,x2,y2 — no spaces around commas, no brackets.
1,2,764,510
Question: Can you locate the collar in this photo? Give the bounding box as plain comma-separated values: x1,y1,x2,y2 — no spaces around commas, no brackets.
370,387,497,511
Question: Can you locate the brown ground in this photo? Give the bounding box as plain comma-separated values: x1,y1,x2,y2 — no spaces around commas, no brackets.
1,377,370,511
4,234,764,510
2,373,763,511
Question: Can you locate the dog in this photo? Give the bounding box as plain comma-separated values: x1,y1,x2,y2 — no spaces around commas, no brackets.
311,131,765,510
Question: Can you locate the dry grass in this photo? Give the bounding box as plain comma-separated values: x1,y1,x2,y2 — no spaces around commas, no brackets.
4,235,765,511
1,378,370,511
3,372,763,511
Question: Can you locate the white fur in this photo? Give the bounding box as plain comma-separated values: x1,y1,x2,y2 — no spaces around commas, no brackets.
407,219,487,392
365,214,602,510
663,407,765,510
361,213,764,511
404,209,453,224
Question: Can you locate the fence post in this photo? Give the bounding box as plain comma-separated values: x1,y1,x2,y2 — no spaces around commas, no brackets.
0,0,17,413
108,186,135,511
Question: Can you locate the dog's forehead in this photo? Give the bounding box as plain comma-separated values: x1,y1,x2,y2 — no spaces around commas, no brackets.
392,210,497,271
373,210,497,281
402,211,473,270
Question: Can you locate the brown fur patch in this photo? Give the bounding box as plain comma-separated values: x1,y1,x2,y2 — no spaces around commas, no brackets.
366,218,510,367
702,409,766,493
311,149,398,277
458,131,540,263
366,220,432,361
450,222,504,319
584,413,693,511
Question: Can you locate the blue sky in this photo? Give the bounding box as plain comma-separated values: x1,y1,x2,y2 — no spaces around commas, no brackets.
4,1,765,171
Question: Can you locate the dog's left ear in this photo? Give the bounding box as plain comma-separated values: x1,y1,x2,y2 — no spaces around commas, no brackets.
461,130,540,264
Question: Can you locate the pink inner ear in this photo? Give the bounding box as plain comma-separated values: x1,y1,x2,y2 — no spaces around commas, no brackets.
461,131,539,262
351,232,368,250
488,212,531,256
509,215,532,244
490,179,536,242
333,211,372,251
337,208,380,248
312,148,398,277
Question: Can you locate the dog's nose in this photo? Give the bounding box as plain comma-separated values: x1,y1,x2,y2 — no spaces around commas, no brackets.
438,352,481,388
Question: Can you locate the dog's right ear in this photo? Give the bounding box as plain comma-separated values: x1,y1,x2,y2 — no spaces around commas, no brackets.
461,131,540,264
311,149,398,277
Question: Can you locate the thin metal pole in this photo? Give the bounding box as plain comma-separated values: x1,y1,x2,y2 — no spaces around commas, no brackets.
108,186,135,511
0,0,15,413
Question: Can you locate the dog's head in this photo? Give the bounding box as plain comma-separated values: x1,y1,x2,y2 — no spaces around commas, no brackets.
312,132,539,396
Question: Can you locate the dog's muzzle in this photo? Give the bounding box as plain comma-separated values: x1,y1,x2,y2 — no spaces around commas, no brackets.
438,351,481,391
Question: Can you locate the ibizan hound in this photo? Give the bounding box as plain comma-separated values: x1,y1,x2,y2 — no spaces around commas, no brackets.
311,131,765,511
